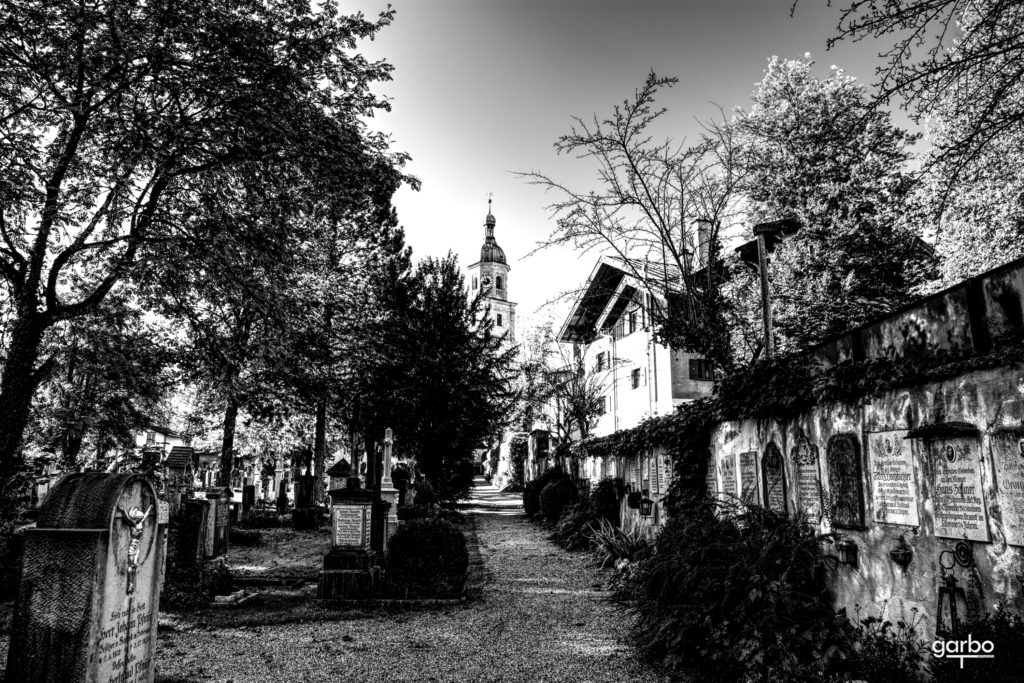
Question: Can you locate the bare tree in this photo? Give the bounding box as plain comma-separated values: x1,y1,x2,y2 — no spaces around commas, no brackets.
518,72,750,370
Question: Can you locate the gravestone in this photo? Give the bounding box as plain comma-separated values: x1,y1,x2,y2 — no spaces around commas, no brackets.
5,473,165,683
177,499,208,565
792,436,823,522
762,442,787,514
826,433,865,528
241,485,256,523
719,452,737,498
925,437,990,541
205,488,231,557
991,432,1024,546
292,475,320,530
867,431,919,526
705,451,718,497
318,489,380,600
739,451,759,504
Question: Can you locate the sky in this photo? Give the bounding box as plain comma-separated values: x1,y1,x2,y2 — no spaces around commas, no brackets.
346,0,911,335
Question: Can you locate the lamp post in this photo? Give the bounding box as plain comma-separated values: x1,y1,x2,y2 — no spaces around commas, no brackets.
751,219,797,358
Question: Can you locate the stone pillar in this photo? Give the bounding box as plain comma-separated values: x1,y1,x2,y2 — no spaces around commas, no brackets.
241,485,256,523
379,428,399,544
205,488,231,557
5,473,165,683
177,499,208,565
318,489,379,600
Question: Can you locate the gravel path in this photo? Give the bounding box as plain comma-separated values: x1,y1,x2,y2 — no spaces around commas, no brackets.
133,484,671,682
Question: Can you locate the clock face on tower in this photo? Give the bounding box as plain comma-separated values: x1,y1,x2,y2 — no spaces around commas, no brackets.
481,275,492,291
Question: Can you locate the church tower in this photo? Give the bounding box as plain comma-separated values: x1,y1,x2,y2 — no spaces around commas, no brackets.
467,198,516,340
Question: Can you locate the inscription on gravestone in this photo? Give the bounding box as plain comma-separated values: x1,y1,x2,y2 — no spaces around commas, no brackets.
991,432,1024,546
332,505,369,547
762,442,787,514
927,437,990,541
867,431,919,526
739,451,758,504
719,453,737,497
792,437,823,521
826,434,865,528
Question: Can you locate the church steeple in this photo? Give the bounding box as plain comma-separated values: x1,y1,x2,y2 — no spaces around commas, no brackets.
467,194,516,340
479,196,506,265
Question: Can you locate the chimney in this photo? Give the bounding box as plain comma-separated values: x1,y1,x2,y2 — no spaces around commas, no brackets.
695,218,713,269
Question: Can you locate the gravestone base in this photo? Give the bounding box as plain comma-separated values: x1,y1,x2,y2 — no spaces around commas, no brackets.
323,548,377,571
318,567,380,600
292,506,321,531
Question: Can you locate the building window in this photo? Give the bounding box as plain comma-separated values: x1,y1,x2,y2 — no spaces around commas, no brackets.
597,396,607,415
628,310,638,334
496,313,503,327
596,352,606,372
631,368,641,389
146,431,155,445
496,275,503,290
689,358,716,381
472,276,478,290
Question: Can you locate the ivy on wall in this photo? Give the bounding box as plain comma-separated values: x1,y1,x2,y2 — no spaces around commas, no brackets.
572,340,1024,513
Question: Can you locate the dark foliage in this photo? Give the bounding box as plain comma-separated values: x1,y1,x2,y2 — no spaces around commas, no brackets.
930,604,1024,682
396,504,434,521
849,611,927,683
523,466,566,517
0,531,23,600
628,496,856,681
550,477,623,551
386,518,468,599
162,556,234,611
591,478,621,527
539,478,579,524
228,528,262,547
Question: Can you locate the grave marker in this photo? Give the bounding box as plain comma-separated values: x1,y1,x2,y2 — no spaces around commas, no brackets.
762,442,787,514
719,452,737,497
739,451,759,504
792,436,823,522
991,431,1024,546
926,437,990,542
826,434,865,528
5,473,165,683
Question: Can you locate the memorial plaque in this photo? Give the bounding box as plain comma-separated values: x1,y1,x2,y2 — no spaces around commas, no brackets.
5,473,164,683
332,505,369,547
705,451,718,496
991,432,1024,546
792,437,823,521
659,454,671,491
762,443,787,514
927,437,990,541
739,451,759,504
826,434,865,528
719,452,737,498
867,431,919,526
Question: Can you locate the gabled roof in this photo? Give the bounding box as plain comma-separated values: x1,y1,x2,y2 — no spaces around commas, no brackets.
165,446,194,469
557,256,681,343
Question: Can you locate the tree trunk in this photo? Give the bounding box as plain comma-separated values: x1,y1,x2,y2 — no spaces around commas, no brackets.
219,398,239,487
365,434,378,490
313,401,327,499
0,313,49,473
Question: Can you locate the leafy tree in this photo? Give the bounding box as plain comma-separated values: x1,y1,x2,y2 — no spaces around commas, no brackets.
735,55,933,350
819,0,1024,195
350,255,517,502
24,293,175,471
0,0,400,471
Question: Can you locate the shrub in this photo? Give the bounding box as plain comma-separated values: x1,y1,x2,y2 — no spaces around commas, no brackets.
540,477,579,523
386,518,468,599
930,604,1024,683
162,556,234,610
396,504,435,521
0,531,24,600
849,609,927,683
591,478,620,526
627,496,856,682
413,478,437,506
522,466,565,517
591,518,652,569
550,503,596,551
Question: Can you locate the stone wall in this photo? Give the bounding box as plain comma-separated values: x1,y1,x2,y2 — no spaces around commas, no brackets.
704,364,1024,637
